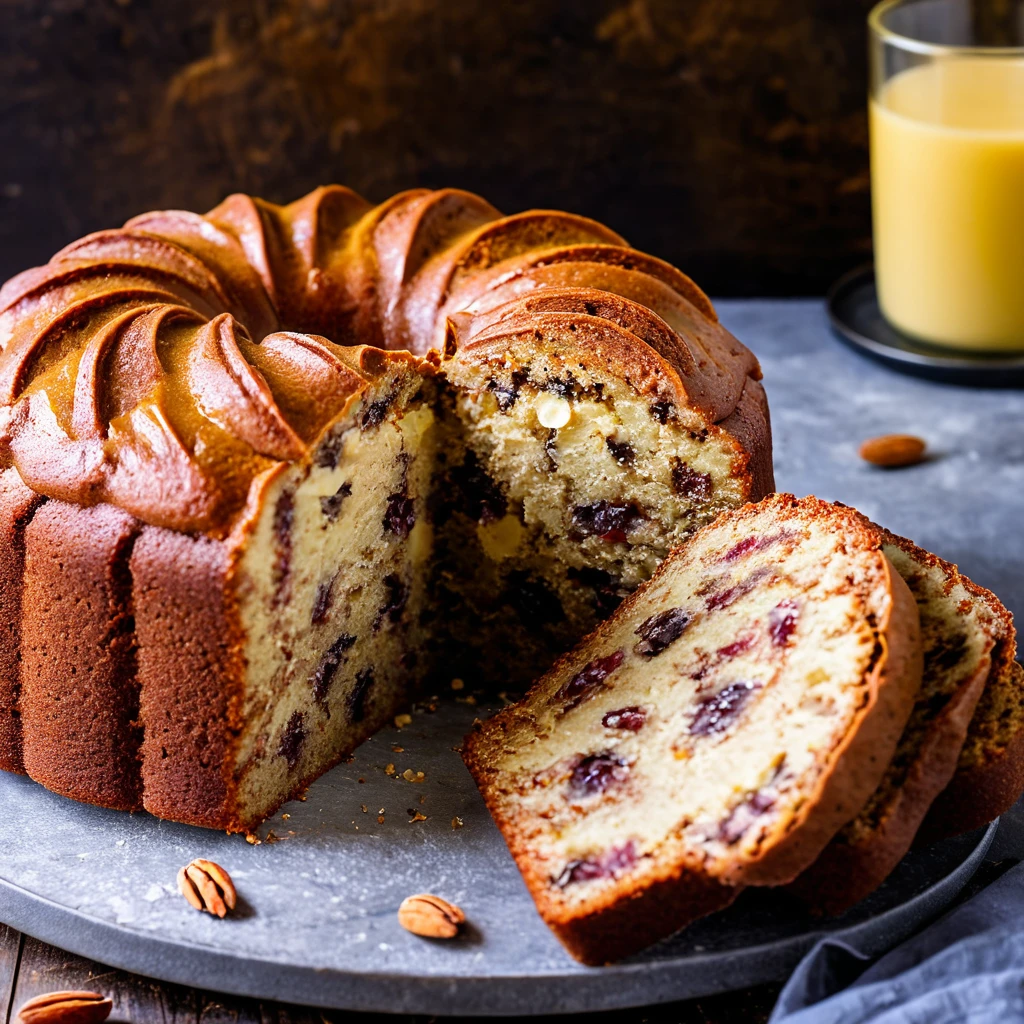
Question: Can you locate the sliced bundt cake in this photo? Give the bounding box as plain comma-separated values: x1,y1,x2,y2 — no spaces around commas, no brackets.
0,186,772,829
463,494,923,964
789,528,1016,915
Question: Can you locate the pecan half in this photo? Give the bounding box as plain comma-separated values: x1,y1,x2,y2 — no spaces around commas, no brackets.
177,858,237,918
397,893,465,938
17,991,112,1024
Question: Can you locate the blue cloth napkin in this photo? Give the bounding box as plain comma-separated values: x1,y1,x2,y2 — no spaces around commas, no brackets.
770,861,1024,1023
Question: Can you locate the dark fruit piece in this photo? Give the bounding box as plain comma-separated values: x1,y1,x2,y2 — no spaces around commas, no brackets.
361,392,393,430
348,667,374,723
311,574,337,625
690,681,759,736
769,599,800,647
555,650,625,711
488,368,529,411
374,574,408,630
602,706,647,732
314,431,344,469
546,374,578,399
719,791,776,845
721,530,796,564
384,489,416,537
278,711,306,769
569,751,631,797
506,571,564,629
634,607,691,657
571,501,645,542
705,567,772,611
717,633,756,659
606,438,636,466
272,490,295,606
650,401,676,423
311,632,357,705
671,459,713,501
453,451,507,523
544,429,559,472
320,481,352,522
554,840,638,888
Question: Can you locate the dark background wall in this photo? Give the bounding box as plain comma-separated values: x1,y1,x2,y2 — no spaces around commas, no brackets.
1,0,875,295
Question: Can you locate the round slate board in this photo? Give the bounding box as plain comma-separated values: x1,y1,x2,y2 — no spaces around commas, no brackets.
0,697,997,1016
827,265,1024,386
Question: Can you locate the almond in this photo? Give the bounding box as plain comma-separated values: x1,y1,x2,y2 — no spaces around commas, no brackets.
398,893,465,938
177,858,237,917
858,434,926,468
17,991,112,1024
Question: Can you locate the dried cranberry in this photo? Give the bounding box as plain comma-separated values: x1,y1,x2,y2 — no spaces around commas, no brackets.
320,481,352,522
606,438,636,466
554,650,625,710
554,840,638,888
360,393,393,430
671,460,713,501
689,681,759,736
721,530,796,564
374,574,407,631
634,607,691,657
705,567,771,611
650,401,675,423
278,711,306,769
571,501,645,541
348,667,374,723
719,790,776,845
569,752,630,797
506,571,564,629
717,634,756,659
602,706,647,732
272,490,295,605
314,432,344,469
311,575,336,625
311,632,356,705
769,599,800,647
384,490,416,537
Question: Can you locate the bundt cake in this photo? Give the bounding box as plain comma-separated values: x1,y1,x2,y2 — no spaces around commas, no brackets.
463,494,924,964
788,527,1017,915
0,185,773,830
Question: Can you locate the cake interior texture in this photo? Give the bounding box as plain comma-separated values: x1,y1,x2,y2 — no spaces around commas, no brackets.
463,495,923,962
0,185,773,830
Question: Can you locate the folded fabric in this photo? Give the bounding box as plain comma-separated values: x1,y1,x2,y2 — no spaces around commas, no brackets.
770,860,1024,1023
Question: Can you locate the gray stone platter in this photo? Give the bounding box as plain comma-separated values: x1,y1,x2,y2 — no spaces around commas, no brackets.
0,299,1019,1016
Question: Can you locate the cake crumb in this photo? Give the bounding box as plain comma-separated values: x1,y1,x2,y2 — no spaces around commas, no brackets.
245,832,261,845
361,804,368,813
281,813,290,820
378,815,385,824
402,769,426,783
358,777,366,784
409,811,427,823
394,713,413,728
265,830,281,844
452,816,464,829
456,694,477,705
385,763,396,775
418,794,427,805
450,678,465,691
392,745,404,753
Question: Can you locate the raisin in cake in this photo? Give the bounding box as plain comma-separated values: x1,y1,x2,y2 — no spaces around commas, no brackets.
463,494,923,964
789,528,1016,915
0,186,772,829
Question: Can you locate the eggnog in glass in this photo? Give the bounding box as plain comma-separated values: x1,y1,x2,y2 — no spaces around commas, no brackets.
869,0,1024,351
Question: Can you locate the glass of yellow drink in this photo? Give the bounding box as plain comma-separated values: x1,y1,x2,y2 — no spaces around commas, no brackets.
869,0,1024,351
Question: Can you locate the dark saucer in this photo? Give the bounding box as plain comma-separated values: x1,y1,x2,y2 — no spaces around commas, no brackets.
827,265,1024,387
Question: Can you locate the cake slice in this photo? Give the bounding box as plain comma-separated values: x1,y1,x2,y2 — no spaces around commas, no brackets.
919,657,1024,844
788,529,1015,915
463,494,923,964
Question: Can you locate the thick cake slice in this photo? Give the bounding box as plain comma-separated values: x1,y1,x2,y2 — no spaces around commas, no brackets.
463,495,923,964
789,530,1015,915
919,657,1024,843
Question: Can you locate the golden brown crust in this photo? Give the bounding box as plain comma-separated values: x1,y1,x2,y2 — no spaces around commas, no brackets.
0,468,44,773
20,501,142,811
130,524,247,831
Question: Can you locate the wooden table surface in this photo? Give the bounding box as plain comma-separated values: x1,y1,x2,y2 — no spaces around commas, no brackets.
0,925,778,1023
